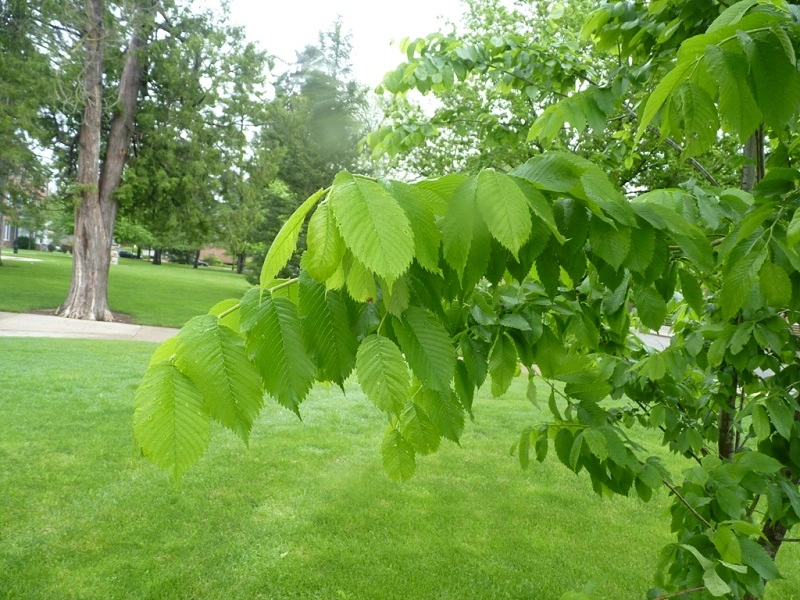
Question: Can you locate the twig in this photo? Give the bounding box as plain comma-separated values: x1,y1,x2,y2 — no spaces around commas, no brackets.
653,587,706,600
662,478,715,530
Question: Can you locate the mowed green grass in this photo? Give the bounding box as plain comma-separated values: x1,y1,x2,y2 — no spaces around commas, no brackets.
0,250,249,327
2,339,799,599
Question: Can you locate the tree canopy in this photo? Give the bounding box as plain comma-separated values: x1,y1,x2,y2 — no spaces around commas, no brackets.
135,1,800,598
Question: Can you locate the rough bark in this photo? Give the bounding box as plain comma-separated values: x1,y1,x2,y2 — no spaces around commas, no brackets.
58,0,108,320
57,0,152,320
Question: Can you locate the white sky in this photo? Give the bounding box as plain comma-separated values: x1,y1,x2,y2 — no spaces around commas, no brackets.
229,0,465,87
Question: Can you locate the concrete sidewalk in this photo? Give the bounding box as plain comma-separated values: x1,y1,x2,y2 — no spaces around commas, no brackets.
0,311,178,342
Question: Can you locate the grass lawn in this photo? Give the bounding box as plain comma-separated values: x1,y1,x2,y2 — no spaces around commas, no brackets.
2,339,799,599
0,250,249,327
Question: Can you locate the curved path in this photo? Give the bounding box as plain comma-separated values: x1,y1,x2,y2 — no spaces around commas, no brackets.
0,312,178,342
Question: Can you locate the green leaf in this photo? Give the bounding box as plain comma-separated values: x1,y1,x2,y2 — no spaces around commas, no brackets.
240,289,315,416
708,0,758,32
679,268,704,315
303,201,345,282
760,262,792,307
590,218,630,270
345,255,377,303
787,208,800,248
511,176,566,243
625,225,656,273
175,315,264,442
329,172,414,282
400,401,440,455
753,31,800,130
261,187,327,286
720,249,767,320
736,451,783,473
442,176,477,277
134,362,211,482
634,285,668,331
393,307,456,392
635,61,693,144
518,427,532,470
740,537,781,580
298,274,358,386
356,335,410,413
672,81,720,158
703,567,732,597
510,153,580,193
417,387,465,443
704,44,763,142
475,169,532,259
381,427,416,481
489,331,518,397
149,336,178,366
766,397,794,439
390,181,442,274
752,404,771,441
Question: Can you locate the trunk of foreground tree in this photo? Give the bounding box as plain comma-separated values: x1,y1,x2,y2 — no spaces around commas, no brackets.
152,248,162,265
193,249,200,268
237,253,245,274
57,0,151,320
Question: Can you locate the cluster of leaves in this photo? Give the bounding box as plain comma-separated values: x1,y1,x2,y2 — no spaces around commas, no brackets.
135,1,800,598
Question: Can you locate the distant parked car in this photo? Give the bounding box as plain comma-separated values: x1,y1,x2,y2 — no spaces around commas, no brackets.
119,250,137,259
196,260,209,267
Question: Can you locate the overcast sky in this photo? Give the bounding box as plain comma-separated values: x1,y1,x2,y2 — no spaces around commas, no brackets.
228,0,465,87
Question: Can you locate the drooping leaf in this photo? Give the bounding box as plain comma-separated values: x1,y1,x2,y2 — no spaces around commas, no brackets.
489,331,518,397
298,274,358,386
635,61,693,144
175,315,264,442
679,268,704,315
240,289,315,416
442,176,477,277
390,181,443,274
589,218,630,270
381,427,416,481
134,362,211,482
474,169,532,259
760,261,792,307
417,387,465,443
345,255,377,303
261,187,328,286
208,299,241,334
720,248,768,319
393,306,456,392
704,44,763,142
329,172,414,282
634,285,668,331
400,401,441,455
303,201,345,282
356,334,410,414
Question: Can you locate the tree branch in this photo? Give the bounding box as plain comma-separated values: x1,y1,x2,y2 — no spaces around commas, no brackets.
662,478,715,530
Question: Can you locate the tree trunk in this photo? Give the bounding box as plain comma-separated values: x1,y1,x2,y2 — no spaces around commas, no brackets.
152,248,162,265
193,249,200,269
57,0,109,320
136,245,141,259
57,0,152,320
237,253,245,274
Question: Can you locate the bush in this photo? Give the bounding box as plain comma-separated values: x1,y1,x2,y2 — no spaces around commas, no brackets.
204,254,222,267
47,243,56,252
15,236,33,250
164,248,195,264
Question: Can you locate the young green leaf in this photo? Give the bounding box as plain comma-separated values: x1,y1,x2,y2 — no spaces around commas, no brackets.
633,285,668,331
356,334,410,414
298,274,358,386
175,315,264,442
329,172,414,282
442,176,477,277
760,261,792,307
303,201,345,282
261,187,328,286
134,362,211,482
381,427,416,481
389,181,443,274
393,306,456,392
400,401,441,455
489,331,518,397
240,289,316,415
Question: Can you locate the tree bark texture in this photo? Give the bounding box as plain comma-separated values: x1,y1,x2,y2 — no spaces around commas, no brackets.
57,0,153,320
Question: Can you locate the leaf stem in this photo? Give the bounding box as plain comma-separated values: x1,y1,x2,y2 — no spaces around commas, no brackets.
269,277,299,293
652,587,707,600
217,303,240,319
